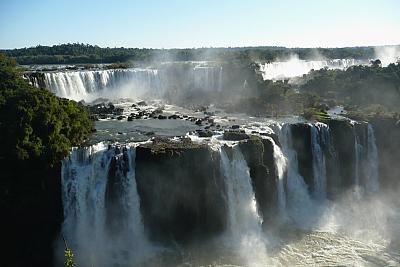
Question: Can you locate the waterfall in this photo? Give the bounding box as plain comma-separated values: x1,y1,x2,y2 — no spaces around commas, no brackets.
354,128,362,186
259,58,365,80
352,123,379,192
193,65,223,92
310,123,330,199
219,144,268,266
220,145,262,234
61,144,149,267
365,124,379,192
34,63,224,101
44,68,161,101
279,124,315,226
264,136,287,215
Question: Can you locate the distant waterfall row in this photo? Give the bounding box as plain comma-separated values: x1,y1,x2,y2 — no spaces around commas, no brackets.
44,69,161,101
259,58,367,80
28,65,223,102
61,121,379,266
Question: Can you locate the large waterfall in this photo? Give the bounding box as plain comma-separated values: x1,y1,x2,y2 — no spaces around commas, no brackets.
259,58,366,80
353,123,379,192
59,121,390,266
44,69,161,102
61,144,150,267
31,63,224,102
220,145,262,235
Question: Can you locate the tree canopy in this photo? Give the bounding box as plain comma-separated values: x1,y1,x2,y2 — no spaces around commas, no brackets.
1,43,383,65
0,53,93,167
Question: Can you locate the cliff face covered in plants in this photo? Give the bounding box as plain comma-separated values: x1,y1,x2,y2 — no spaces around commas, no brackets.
0,53,93,267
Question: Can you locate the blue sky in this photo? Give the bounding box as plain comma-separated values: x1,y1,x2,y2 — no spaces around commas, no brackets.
0,0,399,49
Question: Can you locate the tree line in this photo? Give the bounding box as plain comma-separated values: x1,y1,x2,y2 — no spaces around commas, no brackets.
1,43,382,65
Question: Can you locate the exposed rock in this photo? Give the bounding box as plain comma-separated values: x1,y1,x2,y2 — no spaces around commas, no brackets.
197,130,213,138
135,139,227,243
328,120,357,195
223,130,249,141
239,137,278,224
137,101,147,106
369,118,400,188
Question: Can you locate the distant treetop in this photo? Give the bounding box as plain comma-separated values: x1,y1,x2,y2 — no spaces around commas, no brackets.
0,43,384,65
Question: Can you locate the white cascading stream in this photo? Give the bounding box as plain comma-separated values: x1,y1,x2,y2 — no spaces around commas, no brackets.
259,58,364,80
193,66,223,92
220,145,262,234
61,144,149,267
44,68,161,102
278,124,315,226
219,144,268,266
310,123,329,200
352,123,379,193
36,64,224,102
365,124,379,192
263,136,287,215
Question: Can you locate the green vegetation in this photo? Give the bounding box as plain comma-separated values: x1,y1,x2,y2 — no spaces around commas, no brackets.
300,63,400,119
64,248,75,267
1,43,385,65
230,62,400,121
301,108,330,122
0,53,93,167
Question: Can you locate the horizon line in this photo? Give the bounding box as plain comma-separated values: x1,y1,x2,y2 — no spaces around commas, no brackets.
2,43,400,51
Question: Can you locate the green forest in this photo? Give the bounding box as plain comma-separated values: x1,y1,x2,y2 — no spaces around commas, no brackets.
0,53,93,167
1,43,382,65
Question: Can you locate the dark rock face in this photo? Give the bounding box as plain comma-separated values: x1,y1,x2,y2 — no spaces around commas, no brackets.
328,120,357,193
23,72,47,88
1,162,63,267
369,118,400,188
239,137,278,224
223,129,249,141
135,141,227,243
105,148,131,234
290,123,314,192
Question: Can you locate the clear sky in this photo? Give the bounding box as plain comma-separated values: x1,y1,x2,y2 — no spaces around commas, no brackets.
0,0,399,49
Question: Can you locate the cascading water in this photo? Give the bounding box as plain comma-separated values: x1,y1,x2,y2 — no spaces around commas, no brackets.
220,145,262,235
219,144,268,266
352,122,379,192
44,68,161,101
310,123,332,200
365,124,379,192
193,66,223,92
264,136,287,216
61,144,150,267
259,58,365,80
31,63,224,102
278,124,316,226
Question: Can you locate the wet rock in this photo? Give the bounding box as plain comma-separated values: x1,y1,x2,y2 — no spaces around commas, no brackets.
137,101,147,106
135,140,226,242
168,114,179,119
195,119,202,125
158,115,167,120
153,107,163,114
231,125,240,129
117,115,125,120
197,130,213,138
223,129,249,141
